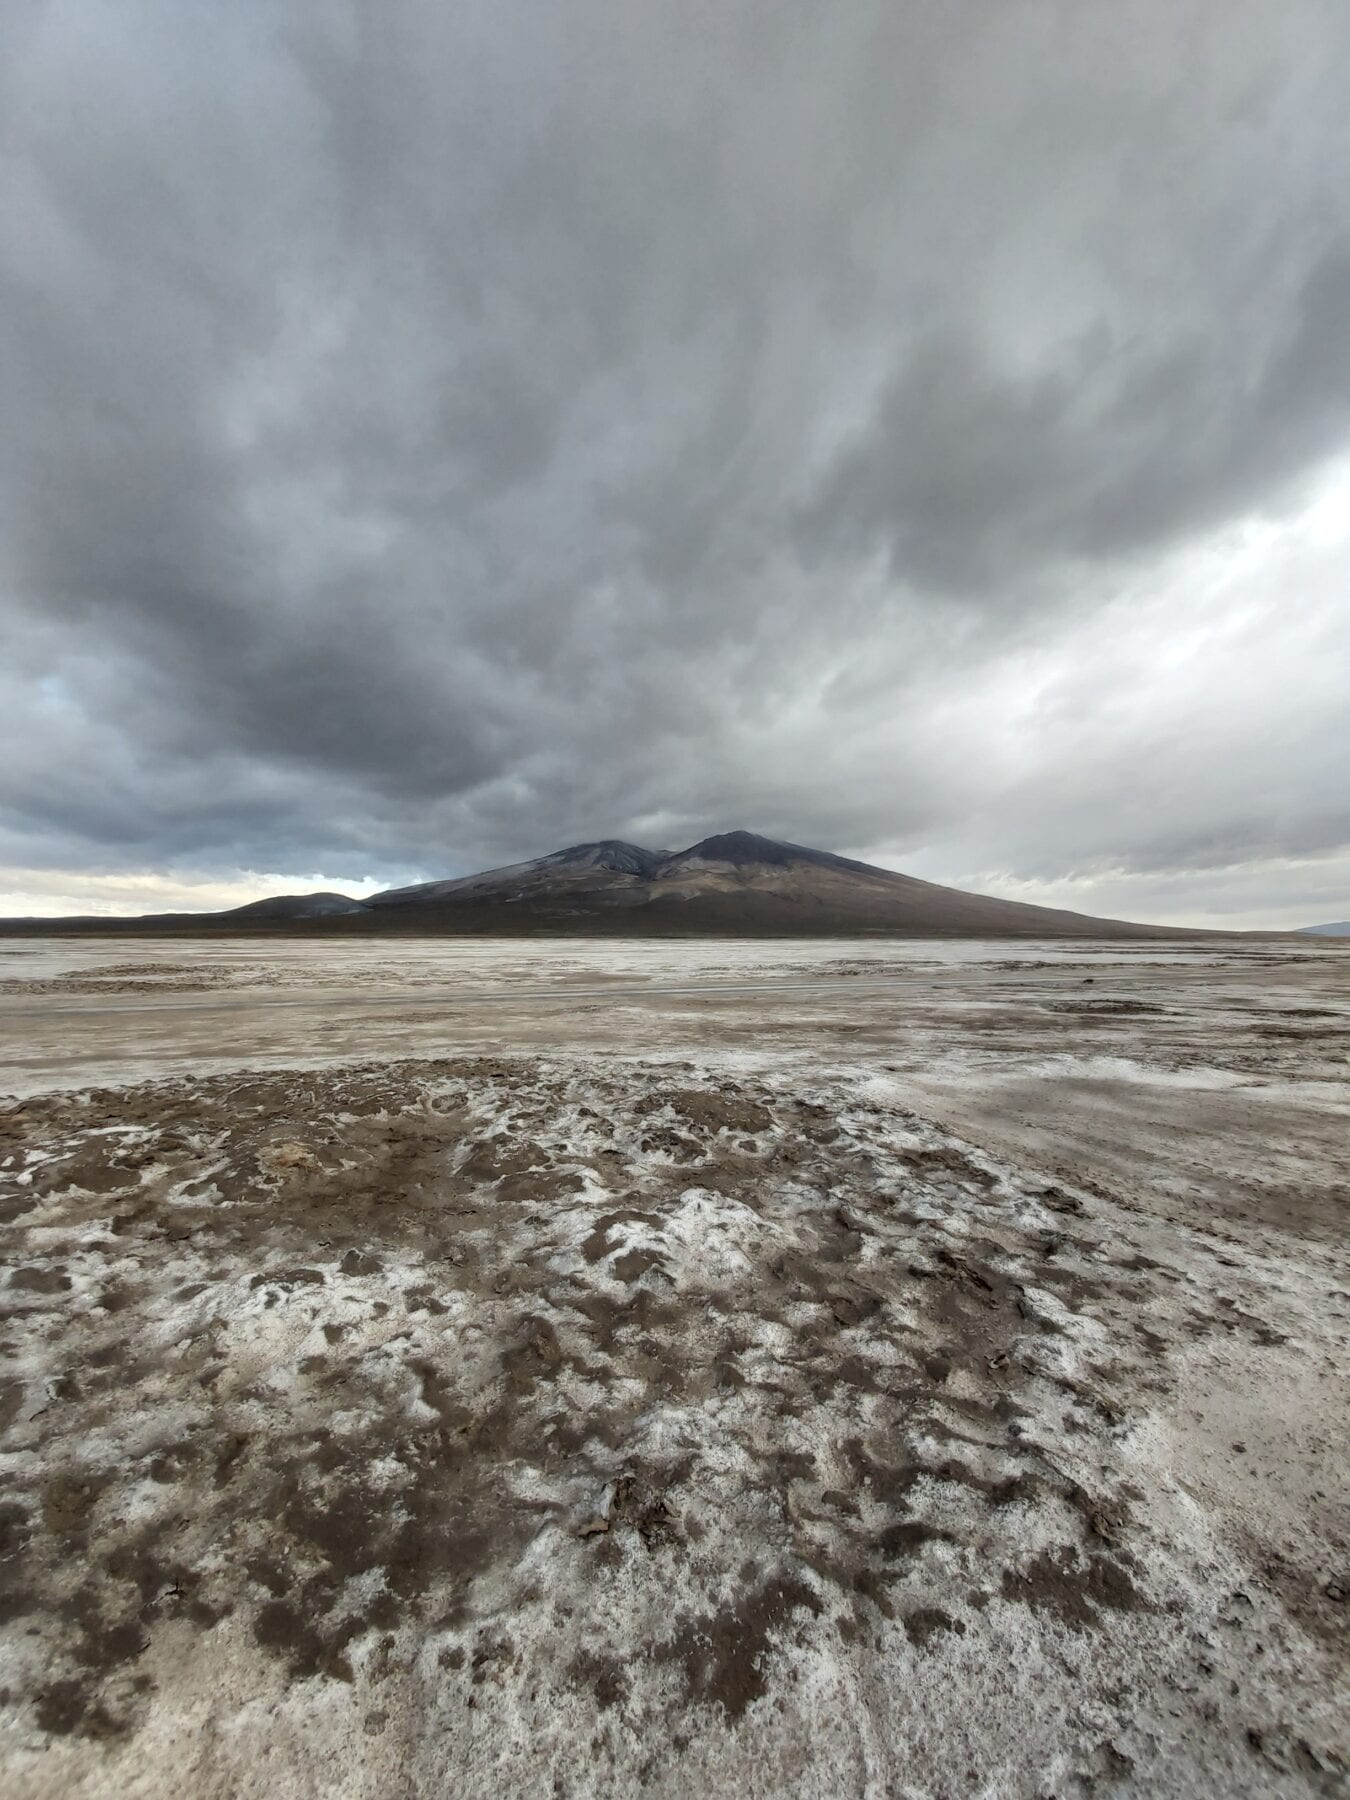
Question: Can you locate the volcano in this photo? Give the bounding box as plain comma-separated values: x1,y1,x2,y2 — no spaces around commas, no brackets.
344,830,1181,936
2,830,1200,936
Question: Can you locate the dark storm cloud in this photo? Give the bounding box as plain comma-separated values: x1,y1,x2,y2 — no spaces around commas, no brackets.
799,247,1350,590
1,0,1348,911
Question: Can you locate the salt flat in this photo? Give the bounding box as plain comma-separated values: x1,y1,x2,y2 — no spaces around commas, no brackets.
1,937,1346,1797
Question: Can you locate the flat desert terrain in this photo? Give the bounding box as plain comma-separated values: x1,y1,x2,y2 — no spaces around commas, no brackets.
0,937,1346,1797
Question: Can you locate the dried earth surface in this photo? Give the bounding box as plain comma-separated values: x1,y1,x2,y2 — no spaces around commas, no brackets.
0,937,1346,1797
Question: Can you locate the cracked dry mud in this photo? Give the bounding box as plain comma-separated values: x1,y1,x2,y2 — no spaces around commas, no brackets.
0,942,1347,1797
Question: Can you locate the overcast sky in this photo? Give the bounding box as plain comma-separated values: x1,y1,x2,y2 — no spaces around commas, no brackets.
3,1,1348,927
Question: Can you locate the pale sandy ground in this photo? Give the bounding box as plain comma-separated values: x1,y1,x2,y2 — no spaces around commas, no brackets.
0,937,1346,1798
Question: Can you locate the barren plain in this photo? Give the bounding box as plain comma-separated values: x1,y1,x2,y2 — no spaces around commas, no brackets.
1,936,1347,1798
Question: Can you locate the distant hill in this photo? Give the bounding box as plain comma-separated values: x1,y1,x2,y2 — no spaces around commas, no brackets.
1297,921,1350,937
0,830,1209,938
215,892,371,922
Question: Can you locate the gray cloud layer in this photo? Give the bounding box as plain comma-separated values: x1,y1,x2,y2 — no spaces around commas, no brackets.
2,1,1348,915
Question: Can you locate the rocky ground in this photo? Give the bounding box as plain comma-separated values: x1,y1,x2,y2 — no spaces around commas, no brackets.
0,939,1346,1796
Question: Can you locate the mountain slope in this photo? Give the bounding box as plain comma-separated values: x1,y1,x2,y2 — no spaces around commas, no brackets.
371,841,662,908
352,830,1188,938
0,832,1211,937
1297,921,1350,937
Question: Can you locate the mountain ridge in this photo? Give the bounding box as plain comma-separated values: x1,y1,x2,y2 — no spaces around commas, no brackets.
0,831,1222,938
